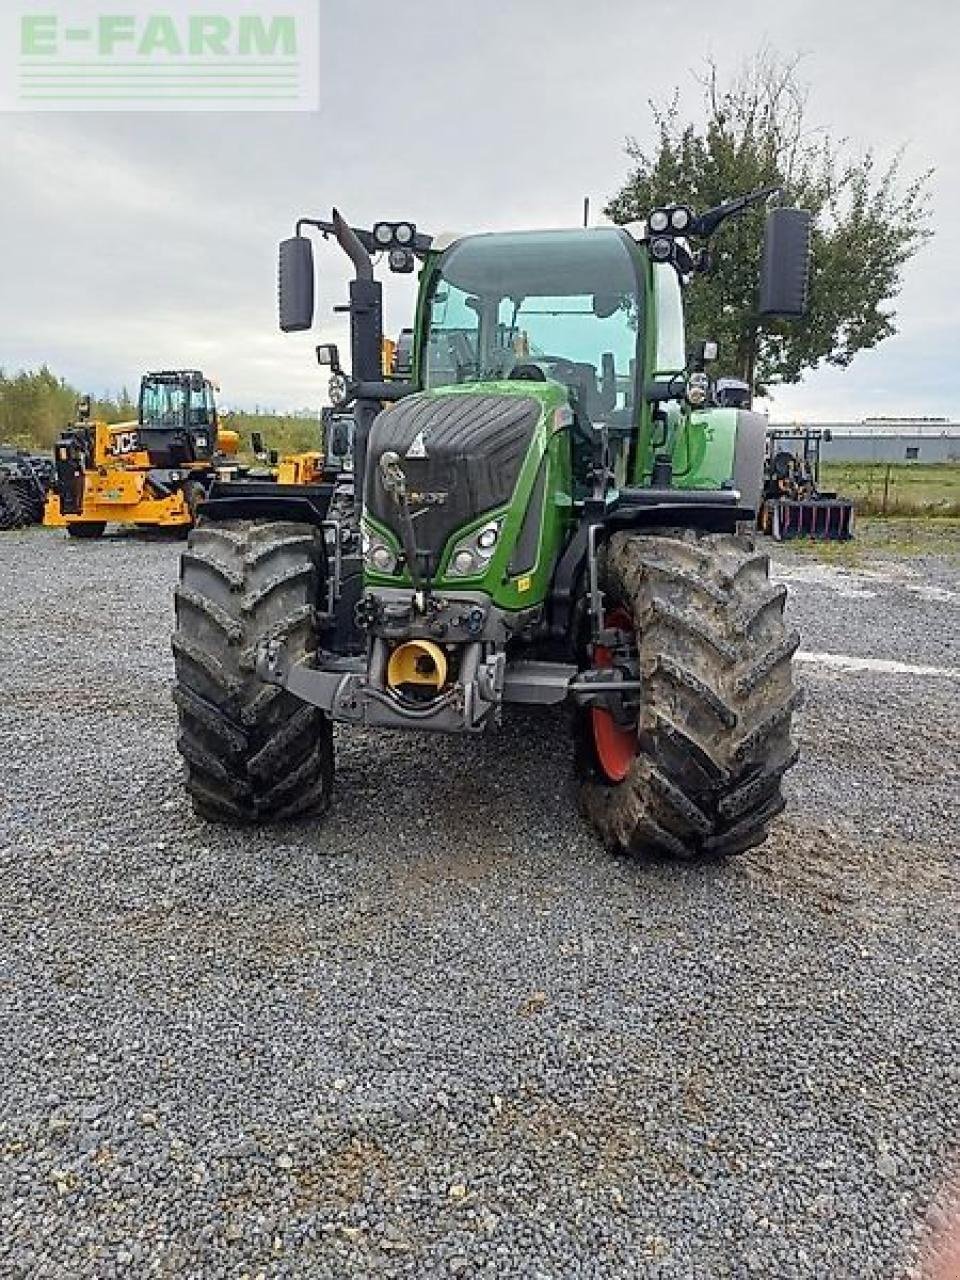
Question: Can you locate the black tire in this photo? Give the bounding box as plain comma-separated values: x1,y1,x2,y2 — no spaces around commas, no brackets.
577,528,801,859
66,522,107,539
0,480,29,531
172,518,334,824
11,479,44,525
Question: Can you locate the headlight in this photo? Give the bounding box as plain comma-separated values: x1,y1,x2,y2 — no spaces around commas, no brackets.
451,549,477,576
670,206,692,232
648,208,670,233
446,518,503,578
650,236,673,262
362,526,398,575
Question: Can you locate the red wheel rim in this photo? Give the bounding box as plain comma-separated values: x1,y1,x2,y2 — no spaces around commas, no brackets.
589,607,637,783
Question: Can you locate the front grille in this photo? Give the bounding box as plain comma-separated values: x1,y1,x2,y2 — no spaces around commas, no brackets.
364,393,540,569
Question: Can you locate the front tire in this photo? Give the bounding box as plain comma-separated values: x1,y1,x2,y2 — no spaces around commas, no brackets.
578,528,801,859
173,518,334,824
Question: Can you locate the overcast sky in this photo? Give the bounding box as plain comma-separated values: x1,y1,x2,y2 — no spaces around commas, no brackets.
1,0,957,421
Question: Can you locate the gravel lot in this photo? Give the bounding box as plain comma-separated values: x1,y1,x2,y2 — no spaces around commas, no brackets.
1,526,958,1279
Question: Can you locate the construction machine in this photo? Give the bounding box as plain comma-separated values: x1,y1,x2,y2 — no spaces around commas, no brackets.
44,371,238,538
173,191,812,859
759,427,854,540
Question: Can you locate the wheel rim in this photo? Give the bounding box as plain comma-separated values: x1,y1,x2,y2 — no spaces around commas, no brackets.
589,607,637,783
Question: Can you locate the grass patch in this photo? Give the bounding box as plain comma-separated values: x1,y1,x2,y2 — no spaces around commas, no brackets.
821,461,960,517
781,516,960,561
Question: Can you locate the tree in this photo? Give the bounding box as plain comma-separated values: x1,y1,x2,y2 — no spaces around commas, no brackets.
604,49,933,393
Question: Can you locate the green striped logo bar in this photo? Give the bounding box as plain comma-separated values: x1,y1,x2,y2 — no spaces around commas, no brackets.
2,1,318,111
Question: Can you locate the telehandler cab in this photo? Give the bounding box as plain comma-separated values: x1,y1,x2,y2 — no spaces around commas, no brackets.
174,192,812,858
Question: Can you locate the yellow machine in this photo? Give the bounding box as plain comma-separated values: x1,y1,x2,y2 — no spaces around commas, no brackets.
275,451,325,485
44,372,236,538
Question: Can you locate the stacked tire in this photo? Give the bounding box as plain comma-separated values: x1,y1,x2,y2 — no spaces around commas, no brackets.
0,478,31,530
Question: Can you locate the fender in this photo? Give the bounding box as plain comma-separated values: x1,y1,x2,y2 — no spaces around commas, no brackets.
197,479,334,527
547,488,753,645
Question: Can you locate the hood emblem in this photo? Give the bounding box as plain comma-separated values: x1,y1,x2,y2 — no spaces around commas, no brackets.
405,429,428,460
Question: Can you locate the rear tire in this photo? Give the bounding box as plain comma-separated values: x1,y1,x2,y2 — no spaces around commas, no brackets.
66,521,106,539
577,528,801,859
172,518,334,824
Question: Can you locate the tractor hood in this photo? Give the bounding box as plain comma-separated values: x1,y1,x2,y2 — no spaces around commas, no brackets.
364,389,544,573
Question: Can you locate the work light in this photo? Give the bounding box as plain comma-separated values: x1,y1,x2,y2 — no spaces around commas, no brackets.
670,206,692,232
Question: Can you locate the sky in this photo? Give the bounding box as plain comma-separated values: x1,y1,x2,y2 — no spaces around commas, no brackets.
1,0,957,422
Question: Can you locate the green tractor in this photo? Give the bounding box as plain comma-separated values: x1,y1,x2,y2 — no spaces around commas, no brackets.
173,190,811,858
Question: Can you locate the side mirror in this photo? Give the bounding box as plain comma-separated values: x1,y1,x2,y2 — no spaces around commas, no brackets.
823,428,833,442
251,431,265,456
316,343,342,373
278,235,315,332
759,208,812,317
269,449,279,466
329,418,351,457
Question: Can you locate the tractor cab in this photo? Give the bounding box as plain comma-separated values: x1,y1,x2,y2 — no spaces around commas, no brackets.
420,227,643,491
138,370,219,467
423,230,640,420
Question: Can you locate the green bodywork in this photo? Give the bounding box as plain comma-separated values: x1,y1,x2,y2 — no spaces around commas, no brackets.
363,229,744,610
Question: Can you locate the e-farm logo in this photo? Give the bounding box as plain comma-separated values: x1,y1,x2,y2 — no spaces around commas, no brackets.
1,2,319,111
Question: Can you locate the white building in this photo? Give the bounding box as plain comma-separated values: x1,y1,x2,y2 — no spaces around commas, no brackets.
771,420,960,464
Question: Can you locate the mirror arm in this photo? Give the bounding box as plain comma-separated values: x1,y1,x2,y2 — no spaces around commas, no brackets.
691,185,780,240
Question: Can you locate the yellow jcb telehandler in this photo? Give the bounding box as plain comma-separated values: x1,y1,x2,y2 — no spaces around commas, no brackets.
44,371,239,538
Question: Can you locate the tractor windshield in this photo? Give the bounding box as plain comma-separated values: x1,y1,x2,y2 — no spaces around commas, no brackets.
424,228,642,424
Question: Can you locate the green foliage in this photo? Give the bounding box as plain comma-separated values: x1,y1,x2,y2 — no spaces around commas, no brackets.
0,366,136,450
225,410,321,459
605,50,933,390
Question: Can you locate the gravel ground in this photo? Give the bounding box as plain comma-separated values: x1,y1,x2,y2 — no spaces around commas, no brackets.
1,526,958,1279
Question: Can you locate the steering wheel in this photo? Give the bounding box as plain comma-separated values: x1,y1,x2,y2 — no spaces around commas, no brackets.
507,363,547,382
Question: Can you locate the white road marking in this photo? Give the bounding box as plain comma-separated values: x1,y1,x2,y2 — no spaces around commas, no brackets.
796,651,960,680
774,560,958,604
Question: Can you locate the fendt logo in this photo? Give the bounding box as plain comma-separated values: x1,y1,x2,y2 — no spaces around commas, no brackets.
1,2,319,112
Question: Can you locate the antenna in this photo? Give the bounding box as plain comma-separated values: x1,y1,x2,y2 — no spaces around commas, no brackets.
583,196,590,228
